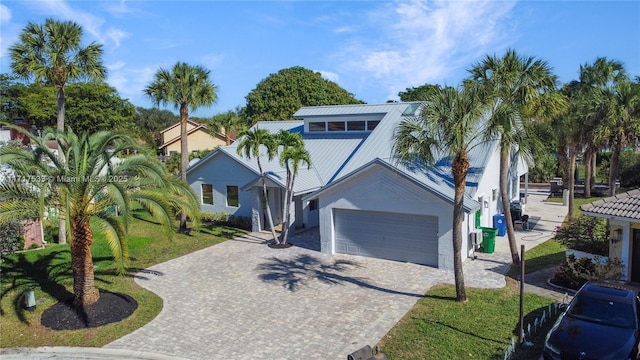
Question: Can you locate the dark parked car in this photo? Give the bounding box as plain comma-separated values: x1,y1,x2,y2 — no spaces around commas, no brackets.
543,280,640,360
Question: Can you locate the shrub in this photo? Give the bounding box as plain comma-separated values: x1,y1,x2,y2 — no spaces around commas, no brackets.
200,212,251,230
554,216,608,255
0,220,23,254
618,150,640,188
43,221,59,243
552,255,625,290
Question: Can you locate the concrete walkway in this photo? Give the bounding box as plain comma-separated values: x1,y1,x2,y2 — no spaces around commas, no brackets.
1,190,570,360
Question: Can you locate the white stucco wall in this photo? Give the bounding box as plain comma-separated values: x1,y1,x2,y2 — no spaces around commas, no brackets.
317,164,467,270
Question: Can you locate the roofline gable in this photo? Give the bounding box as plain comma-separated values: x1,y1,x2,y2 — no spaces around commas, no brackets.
304,158,480,212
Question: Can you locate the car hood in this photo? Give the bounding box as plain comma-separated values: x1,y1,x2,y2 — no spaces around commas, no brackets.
546,315,637,359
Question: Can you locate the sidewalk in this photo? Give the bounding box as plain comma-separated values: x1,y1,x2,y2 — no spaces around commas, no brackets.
491,190,573,302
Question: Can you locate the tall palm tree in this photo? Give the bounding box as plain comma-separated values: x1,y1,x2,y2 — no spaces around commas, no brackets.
9,18,107,245
0,126,199,306
145,62,217,229
467,49,564,265
236,127,279,243
577,58,628,197
276,130,310,245
393,85,484,302
208,109,246,145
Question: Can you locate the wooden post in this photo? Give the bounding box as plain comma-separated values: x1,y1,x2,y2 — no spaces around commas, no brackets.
518,244,525,344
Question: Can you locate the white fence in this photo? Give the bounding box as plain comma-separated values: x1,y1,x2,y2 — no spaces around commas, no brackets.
503,294,570,360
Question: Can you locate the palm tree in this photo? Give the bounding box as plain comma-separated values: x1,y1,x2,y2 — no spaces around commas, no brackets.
393,85,484,302
0,126,199,307
276,130,310,245
208,109,246,145
577,58,628,197
467,49,565,265
236,127,279,243
145,62,217,229
9,18,107,245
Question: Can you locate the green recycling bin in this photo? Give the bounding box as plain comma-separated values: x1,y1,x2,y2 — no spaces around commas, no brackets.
481,227,498,254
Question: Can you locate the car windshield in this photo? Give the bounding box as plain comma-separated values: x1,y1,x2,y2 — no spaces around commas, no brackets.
567,294,636,328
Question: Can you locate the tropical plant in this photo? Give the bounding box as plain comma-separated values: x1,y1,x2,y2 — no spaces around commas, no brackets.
467,49,566,265
145,62,218,229
245,66,363,123
209,109,247,145
236,127,279,242
0,126,200,306
9,18,107,245
276,130,310,245
575,58,630,197
393,85,484,302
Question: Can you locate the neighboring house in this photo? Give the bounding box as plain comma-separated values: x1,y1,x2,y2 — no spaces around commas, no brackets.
159,119,227,156
580,189,640,282
186,102,527,270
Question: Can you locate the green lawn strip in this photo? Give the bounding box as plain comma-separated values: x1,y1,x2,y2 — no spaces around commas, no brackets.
508,239,566,278
0,215,245,348
378,281,556,360
545,196,605,218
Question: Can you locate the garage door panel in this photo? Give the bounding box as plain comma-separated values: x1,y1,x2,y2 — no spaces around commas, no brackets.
334,209,438,266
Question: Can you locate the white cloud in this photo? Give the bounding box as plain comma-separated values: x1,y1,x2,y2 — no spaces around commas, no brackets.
107,28,129,49
200,54,224,70
337,0,516,101
317,70,340,83
25,0,128,50
0,4,11,23
106,61,156,104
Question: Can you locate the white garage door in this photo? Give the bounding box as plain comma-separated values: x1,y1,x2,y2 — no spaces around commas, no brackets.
334,209,438,266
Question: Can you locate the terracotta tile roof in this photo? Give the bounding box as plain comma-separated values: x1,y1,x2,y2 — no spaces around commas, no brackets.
580,189,640,220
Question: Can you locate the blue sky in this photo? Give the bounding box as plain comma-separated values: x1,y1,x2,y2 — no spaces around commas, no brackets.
1,0,639,118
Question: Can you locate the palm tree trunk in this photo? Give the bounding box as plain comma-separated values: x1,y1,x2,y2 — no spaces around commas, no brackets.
557,140,569,191
583,149,592,198
500,146,520,265
280,167,292,245
71,220,99,307
280,164,291,244
257,159,279,243
56,86,67,245
179,103,189,230
608,141,621,196
451,152,468,302
261,180,279,243
568,144,577,220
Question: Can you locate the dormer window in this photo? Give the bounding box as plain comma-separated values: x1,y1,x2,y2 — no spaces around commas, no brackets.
306,119,382,133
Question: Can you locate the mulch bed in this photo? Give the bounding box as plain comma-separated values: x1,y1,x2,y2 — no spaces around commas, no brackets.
268,242,293,249
41,290,138,330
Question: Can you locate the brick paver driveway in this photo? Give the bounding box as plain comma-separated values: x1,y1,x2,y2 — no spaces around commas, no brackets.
106,230,510,360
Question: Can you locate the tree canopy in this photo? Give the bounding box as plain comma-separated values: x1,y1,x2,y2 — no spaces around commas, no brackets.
8,81,134,133
245,66,364,123
397,84,442,102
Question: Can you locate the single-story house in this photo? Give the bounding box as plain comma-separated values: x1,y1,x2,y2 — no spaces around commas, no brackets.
159,119,227,156
186,102,527,270
580,189,640,282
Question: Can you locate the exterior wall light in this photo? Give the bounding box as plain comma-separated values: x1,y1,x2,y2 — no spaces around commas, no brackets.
612,229,622,244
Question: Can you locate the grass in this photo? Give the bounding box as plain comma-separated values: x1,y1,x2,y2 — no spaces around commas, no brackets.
0,210,245,348
378,279,558,360
508,239,566,277
545,195,605,218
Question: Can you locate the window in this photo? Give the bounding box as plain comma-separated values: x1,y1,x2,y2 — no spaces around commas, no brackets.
309,122,325,132
309,199,318,211
327,121,345,131
202,184,213,205
347,121,366,131
226,185,239,207
367,120,380,131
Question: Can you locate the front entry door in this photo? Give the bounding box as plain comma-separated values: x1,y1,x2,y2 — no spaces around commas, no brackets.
632,229,640,282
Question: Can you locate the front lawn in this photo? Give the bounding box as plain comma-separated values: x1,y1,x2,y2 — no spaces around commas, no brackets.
378,279,557,360
0,211,245,348
508,239,566,277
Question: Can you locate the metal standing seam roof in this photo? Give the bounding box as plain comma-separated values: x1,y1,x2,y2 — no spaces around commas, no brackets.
186,102,493,206
580,189,640,221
